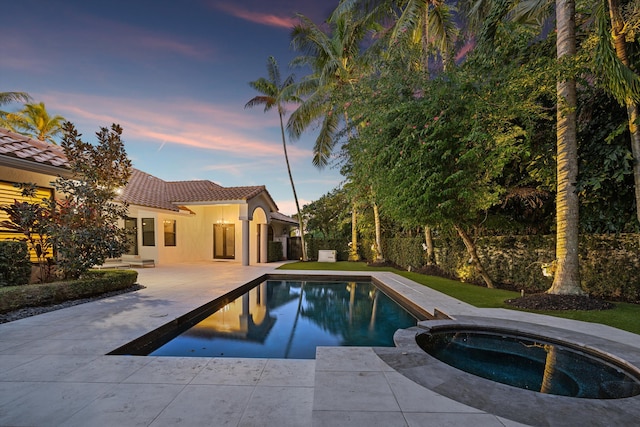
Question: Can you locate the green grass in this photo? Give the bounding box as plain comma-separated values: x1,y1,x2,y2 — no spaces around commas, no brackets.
278,261,640,335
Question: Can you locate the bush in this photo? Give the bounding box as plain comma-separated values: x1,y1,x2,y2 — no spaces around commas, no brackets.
379,234,640,302
0,269,138,313
0,241,31,287
268,241,283,262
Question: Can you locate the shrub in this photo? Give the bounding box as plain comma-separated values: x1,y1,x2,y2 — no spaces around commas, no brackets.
0,269,138,313
0,241,32,287
268,241,283,262
379,234,640,302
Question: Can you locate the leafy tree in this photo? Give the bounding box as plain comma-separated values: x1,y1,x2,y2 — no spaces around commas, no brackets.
343,23,550,287
245,56,308,261
50,122,131,279
2,102,66,144
302,188,352,239
0,183,54,283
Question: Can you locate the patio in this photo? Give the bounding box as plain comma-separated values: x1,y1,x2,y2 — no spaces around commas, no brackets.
1,262,639,426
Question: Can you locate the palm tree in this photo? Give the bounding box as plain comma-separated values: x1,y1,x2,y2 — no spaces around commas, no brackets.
0,91,32,128
595,0,640,224
245,56,308,261
546,0,582,295
288,11,370,168
0,91,31,106
334,0,459,73
462,0,583,294
289,12,374,260
3,102,65,144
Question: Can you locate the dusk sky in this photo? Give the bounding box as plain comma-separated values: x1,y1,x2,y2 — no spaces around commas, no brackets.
2,0,343,215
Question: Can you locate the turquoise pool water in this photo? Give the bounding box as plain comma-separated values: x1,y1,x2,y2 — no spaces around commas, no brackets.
127,280,418,359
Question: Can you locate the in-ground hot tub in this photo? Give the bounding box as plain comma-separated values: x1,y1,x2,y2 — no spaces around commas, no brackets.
375,316,640,426
416,328,640,399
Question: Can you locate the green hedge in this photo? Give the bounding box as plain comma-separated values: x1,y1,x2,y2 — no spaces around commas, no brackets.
375,234,640,303
0,241,32,287
0,269,139,313
268,241,283,262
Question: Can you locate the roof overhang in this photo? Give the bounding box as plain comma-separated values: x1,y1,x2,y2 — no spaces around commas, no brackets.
0,156,73,179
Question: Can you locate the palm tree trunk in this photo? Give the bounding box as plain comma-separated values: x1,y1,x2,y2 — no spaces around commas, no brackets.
279,112,307,261
607,0,640,225
548,0,583,295
424,225,435,265
373,202,383,262
454,224,494,288
540,345,559,394
349,203,360,261
422,1,430,72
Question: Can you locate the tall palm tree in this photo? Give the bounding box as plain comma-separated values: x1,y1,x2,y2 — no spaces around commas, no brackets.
289,11,376,260
288,11,370,168
462,0,583,294
334,0,459,73
245,56,308,261
547,0,583,295
3,102,65,144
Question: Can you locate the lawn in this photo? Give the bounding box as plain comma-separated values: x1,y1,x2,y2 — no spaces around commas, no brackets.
278,261,640,335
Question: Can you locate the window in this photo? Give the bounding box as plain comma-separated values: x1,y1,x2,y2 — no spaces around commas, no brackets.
164,220,176,246
142,218,155,246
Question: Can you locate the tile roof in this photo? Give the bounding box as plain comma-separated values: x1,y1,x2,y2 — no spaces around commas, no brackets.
1,128,278,213
0,127,68,168
119,169,277,212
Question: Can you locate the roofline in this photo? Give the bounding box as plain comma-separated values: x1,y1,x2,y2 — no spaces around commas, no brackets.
0,156,74,179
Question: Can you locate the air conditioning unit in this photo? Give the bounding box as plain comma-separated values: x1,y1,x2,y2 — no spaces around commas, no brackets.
318,250,337,262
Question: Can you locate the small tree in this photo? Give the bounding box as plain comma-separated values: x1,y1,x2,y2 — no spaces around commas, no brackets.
50,122,131,279
0,183,54,282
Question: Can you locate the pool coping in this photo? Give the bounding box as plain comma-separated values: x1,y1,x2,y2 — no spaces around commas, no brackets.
2,263,640,426
375,316,640,426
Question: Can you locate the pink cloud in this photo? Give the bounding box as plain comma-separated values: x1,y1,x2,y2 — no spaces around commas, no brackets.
211,2,298,29
38,92,312,161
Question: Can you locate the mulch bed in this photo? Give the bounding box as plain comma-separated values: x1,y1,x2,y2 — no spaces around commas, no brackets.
366,261,615,311
505,293,615,311
0,284,145,324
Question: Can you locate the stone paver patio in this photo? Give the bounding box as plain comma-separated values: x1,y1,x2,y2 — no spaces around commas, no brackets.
1,262,639,426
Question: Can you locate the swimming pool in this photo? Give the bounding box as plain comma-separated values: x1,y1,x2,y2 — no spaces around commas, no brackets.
110,276,426,359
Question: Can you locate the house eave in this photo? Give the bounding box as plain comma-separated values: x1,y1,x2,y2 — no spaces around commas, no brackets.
0,156,73,179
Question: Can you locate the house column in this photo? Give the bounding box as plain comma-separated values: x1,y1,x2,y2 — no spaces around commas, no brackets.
241,219,250,266
260,223,268,263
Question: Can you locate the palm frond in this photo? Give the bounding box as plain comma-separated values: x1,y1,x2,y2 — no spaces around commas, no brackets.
313,108,340,169
0,91,32,106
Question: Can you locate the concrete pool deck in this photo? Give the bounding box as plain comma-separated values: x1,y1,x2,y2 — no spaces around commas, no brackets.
0,262,639,426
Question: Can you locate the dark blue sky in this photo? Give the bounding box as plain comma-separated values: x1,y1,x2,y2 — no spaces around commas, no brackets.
1,0,342,214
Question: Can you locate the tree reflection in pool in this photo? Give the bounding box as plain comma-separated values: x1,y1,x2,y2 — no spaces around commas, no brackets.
149,280,418,359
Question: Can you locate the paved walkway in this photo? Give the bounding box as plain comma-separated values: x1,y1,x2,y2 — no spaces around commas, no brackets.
1,262,639,426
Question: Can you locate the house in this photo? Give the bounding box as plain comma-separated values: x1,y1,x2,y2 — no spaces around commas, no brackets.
0,127,299,266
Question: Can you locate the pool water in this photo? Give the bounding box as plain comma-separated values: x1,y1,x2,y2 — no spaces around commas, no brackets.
147,280,418,359
416,330,640,399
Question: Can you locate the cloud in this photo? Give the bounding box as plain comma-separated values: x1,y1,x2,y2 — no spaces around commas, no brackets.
276,198,312,216
210,2,298,29
38,92,312,161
